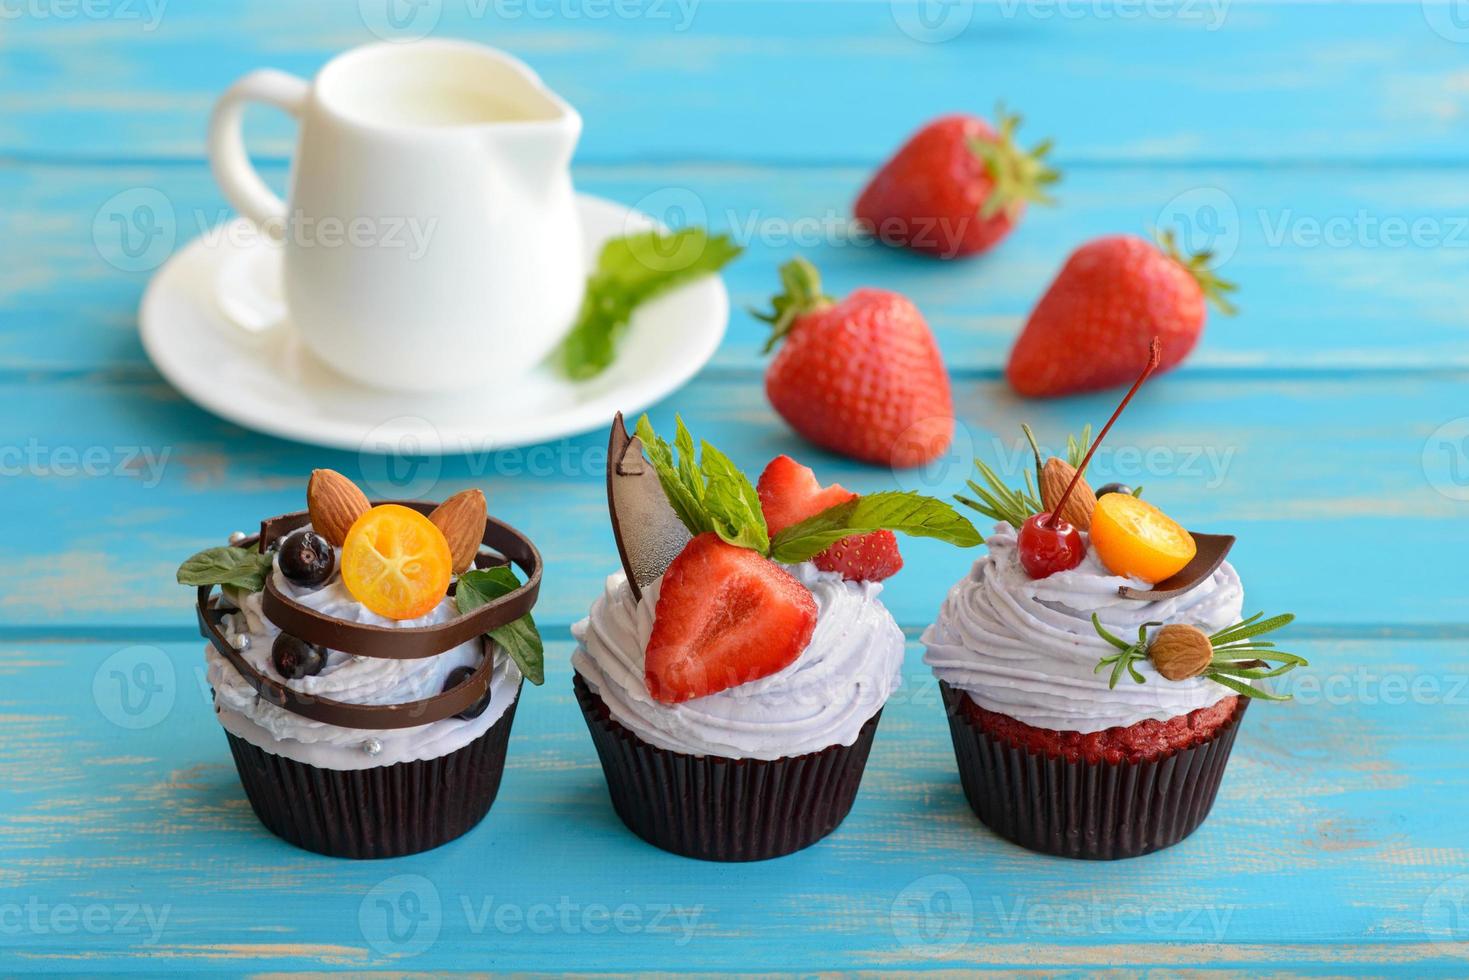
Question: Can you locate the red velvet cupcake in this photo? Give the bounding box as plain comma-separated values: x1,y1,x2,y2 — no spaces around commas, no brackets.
924,346,1305,858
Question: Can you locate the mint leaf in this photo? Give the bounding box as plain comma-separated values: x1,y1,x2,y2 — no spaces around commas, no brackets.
456,567,544,686
635,415,713,538
634,414,768,553
768,492,982,564
177,546,275,592
557,228,742,380
697,439,769,553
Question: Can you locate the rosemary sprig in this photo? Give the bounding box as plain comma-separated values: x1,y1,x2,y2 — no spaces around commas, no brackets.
1092,614,1158,690
954,456,1041,531
1066,424,1093,469
1090,611,1307,700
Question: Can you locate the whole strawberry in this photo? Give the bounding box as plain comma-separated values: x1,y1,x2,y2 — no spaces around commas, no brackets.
1006,232,1237,398
757,258,953,468
854,109,1059,259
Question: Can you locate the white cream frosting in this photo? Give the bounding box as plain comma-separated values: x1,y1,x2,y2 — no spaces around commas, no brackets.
208,549,520,771
572,562,904,761
922,522,1243,733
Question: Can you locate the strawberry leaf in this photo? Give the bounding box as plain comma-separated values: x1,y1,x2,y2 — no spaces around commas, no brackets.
456,567,544,686
768,491,981,564
557,228,742,380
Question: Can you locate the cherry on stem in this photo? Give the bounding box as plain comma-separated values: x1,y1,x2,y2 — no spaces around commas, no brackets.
1018,338,1163,580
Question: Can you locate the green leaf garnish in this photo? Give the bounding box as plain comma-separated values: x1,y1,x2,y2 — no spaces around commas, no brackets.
177,546,274,592
768,492,981,564
1090,612,1306,700
557,228,742,380
634,414,769,553
456,567,544,686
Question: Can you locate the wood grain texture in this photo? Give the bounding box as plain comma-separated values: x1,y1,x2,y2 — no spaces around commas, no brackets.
2,0,1467,973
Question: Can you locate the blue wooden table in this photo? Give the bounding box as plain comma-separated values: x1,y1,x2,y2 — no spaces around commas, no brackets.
5,1,1469,973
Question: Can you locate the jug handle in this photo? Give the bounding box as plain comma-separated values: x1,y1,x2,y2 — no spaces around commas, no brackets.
207,69,309,236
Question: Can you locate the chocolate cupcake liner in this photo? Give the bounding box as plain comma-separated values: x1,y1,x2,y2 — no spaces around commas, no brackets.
574,674,880,862
223,681,521,859
939,681,1247,860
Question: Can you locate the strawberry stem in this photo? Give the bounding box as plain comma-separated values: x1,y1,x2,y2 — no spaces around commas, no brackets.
752,257,834,353
1157,228,1238,316
968,105,1061,220
1044,338,1162,529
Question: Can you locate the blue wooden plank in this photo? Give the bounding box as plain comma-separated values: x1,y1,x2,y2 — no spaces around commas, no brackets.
9,161,1469,375
2,636,1466,972
2,2,1467,165
0,371,1462,631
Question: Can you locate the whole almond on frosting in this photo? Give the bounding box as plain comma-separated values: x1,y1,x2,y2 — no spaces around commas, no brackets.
1148,624,1214,681
1040,457,1097,531
307,469,370,547
430,489,487,574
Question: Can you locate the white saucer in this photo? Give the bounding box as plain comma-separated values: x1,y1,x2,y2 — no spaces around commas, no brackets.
138,194,729,453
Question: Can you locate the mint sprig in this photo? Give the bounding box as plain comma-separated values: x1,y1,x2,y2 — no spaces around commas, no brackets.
634,416,980,566
456,567,544,686
557,228,742,380
177,546,274,593
635,414,769,553
769,492,982,564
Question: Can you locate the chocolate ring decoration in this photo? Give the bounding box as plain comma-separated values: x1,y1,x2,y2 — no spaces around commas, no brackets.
1117,533,1235,601
194,502,541,730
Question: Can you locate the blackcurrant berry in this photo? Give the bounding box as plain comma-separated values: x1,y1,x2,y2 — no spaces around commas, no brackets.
278,528,334,587
444,664,490,720
1095,482,1134,498
272,633,327,679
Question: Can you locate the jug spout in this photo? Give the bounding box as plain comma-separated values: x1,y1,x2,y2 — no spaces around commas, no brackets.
489,109,581,195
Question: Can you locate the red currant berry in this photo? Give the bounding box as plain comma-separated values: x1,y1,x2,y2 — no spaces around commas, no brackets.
1017,513,1085,579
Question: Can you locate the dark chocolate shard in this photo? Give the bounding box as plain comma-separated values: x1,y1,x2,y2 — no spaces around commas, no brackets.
607,413,691,602
1117,533,1236,601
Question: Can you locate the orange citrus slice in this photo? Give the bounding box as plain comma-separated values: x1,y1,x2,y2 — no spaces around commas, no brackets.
1089,493,1197,584
340,504,453,620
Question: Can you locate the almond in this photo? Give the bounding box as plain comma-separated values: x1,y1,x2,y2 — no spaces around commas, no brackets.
1040,457,1097,531
307,469,370,547
430,488,487,574
1148,624,1214,681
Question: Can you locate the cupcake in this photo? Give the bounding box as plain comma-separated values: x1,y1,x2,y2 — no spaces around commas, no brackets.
924,340,1306,859
178,470,544,858
572,414,979,861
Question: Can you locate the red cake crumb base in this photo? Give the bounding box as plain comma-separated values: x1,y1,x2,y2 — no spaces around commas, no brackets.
960,693,1243,766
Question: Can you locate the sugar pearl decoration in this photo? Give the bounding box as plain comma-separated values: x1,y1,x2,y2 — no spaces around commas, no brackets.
228,531,248,545
362,738,383,757
230,634,251,652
